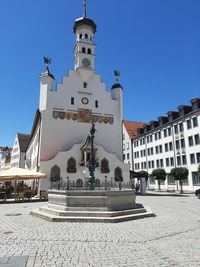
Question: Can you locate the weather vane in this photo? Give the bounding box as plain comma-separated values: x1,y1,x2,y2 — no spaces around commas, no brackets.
83,0,87,17
44,56,52,73
114,70,120,83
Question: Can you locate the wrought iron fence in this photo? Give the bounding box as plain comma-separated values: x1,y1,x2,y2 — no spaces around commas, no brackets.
50,177,135,191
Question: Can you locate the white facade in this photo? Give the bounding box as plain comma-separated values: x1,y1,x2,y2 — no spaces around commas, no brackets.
122,121,146,171
122,125,133,169
0,147,12,171
11,136,20,168
130,99,200,192
26,13,130,190
11,134,30,168
25,115,40,172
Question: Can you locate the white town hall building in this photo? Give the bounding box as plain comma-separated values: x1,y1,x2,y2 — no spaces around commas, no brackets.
25,4,130,190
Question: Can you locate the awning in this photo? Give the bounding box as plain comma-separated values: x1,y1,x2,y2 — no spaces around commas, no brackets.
130,170,148,178
0,168,46,181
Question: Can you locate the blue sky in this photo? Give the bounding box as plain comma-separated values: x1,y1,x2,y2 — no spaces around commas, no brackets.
1,0,200,147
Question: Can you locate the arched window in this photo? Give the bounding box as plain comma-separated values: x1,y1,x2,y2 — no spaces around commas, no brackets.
95,179,100,188
88,48,91,55
85,33,88,39
76,179,83,188
67,157,77,173
50,165,60,180
101,158,110,173
90,36,93,41
79,34,82,39
114,167,123,182
82,47,86,53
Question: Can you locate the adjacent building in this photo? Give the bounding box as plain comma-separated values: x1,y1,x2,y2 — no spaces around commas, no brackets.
11,133,30,168
0,146,12,171
123,121,146,170
124,98,200,192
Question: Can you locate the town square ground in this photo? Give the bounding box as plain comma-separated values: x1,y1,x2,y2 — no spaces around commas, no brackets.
0,193,199,267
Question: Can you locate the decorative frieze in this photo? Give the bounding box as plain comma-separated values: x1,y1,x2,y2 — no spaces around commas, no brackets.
52,109,114,124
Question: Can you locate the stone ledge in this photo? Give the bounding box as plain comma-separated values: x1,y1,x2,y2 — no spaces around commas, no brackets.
31,206,155,223
39,206,146,217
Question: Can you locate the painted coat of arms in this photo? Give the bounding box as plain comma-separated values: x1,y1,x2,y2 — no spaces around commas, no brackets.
78,108,92,123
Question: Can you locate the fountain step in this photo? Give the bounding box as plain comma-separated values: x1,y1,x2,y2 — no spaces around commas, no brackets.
39,206,146,217
31,206,155,223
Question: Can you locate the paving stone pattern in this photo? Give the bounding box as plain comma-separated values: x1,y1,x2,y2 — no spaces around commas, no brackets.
0,256,28,267
0,193,200,266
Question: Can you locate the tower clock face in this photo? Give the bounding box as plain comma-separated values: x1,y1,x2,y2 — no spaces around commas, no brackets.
82,58,91,67
81,97,89,104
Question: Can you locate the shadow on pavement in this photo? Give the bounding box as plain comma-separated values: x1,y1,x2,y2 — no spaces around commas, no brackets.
137,192,191,197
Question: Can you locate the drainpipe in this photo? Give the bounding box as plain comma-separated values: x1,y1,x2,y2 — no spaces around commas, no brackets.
145,136,149,188
171,123,178,191
36,114,42,195
131,139,134,171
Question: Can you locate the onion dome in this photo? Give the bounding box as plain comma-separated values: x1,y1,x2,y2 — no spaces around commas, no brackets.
73,17,97,33
111,70,123,90
111,83,123,90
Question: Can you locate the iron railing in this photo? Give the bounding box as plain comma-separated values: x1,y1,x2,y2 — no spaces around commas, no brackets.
50,177,135,191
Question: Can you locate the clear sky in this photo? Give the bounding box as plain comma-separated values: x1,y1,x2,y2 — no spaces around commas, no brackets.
1,0,200,147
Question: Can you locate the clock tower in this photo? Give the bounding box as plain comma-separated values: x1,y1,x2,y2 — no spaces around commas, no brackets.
73,1,96,71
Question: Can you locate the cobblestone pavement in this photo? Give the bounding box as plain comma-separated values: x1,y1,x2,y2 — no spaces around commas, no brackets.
0,194,200,267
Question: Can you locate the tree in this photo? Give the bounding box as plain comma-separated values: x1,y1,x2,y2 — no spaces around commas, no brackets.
170,167,188,194
151,169,166,191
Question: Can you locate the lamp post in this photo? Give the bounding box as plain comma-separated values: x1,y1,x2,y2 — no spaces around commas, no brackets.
111,177,113,189
66,176,69,191
131,178,134,190
105,176,107,191
88,122,96,190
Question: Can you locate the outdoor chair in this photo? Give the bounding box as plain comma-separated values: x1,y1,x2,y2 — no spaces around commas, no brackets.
24,191,32,201
0,192,6,203
17,191,25,202
40,191,48,201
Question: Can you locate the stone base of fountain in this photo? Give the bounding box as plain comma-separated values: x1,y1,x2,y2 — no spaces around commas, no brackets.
31,189,155,223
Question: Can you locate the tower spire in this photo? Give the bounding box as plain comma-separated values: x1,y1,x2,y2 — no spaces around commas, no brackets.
83,0,87,17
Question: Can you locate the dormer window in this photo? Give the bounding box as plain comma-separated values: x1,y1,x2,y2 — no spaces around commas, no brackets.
192,102,198,111
179,109,184,117
168,114,173,121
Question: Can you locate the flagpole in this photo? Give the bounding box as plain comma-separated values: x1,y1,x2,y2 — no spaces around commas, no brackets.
83,0,87,17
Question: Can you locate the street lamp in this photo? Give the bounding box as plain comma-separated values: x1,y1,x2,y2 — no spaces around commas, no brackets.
66,176,69,191
87,122,96,190
105,176,107,191
111,177,113,189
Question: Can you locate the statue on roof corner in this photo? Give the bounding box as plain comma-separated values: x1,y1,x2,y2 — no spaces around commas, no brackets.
114,70,120,83
44,56,52,74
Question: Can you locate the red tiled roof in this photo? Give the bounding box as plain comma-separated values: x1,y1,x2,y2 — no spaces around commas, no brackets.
0,146,12,152
123,120,146,139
